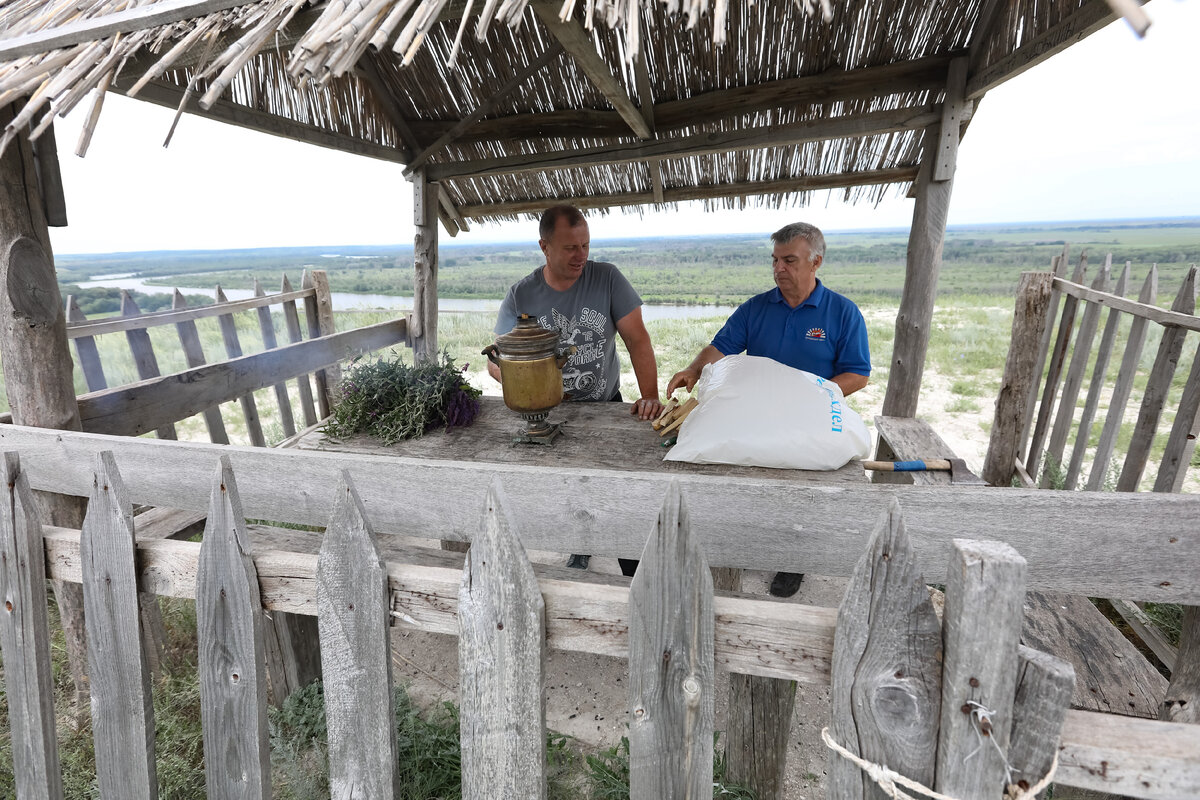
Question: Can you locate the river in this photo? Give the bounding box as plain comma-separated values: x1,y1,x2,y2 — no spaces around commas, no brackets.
76,275,739,321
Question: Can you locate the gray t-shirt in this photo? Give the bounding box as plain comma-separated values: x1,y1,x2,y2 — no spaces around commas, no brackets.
495,261,642,401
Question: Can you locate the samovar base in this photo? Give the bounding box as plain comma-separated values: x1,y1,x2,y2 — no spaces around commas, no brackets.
513,410,563,445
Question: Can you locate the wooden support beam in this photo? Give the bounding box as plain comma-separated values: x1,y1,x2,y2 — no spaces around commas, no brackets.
456,167,920,218
965,0,1140,99
632,49,665,202
31,124,67,227
429,104,940,181
0,0,254,61
403,42,564,176
411,169,439,363
530,1,652,140
932,58,967,182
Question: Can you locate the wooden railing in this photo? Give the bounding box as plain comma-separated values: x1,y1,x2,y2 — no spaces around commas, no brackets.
1,425,1199,799
62,269,407,445
985,251,1200,492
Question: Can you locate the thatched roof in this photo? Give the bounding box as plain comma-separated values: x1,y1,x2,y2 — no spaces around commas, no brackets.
0,0,1137,233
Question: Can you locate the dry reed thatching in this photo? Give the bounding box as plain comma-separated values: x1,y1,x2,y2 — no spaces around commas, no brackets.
0,0,1102,219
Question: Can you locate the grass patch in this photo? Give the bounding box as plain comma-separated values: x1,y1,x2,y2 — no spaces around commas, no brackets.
944,397,981,413
585,734,757,800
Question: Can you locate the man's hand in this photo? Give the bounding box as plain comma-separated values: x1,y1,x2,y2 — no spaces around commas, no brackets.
666,367,700,395
630,396,663,420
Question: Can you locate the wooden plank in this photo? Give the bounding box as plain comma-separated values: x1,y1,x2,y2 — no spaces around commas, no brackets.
1019,253,1071,462
0,0,254,61
1008,645,1075,799
427,104,942,181
32,124,68,227
530,1,651,139
1153,335,1200,492
1020,592,1166,718
317,472,398,799
935,539,1026,799
75,319,405,437
882,128,953,417
11,424,1200,603
1087,267,1158,490
280,275,319,427
984,272,1054,486
81,452,156,799
67,287,313,339
458,479,547,800
1065,262,1130,490
196,456,271,799
1057,709,1200,799
119,293,178,440
300,270,337,418
829,499,942,800
628,481,713,798
873,415,959,486
412,171,439,363
932,58,968,182
0,454,63,800
214,287,265,447
1028,255,1089,479
1042,263,1111,488
725,675,794,800
1052,275,1200,334
65,295,108,391
172,291,229,444
1162,606,1200,723
1118,267,1198,491
403,41,564,175
965,0,1136,99
252,279,296,439
457,167,920,217
1109,599,1176,672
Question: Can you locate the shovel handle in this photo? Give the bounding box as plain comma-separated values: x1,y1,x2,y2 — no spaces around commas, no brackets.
861,459,953,472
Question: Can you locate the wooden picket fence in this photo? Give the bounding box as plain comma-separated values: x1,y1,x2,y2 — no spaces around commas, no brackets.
985,249,1200,493
2,426,1200,799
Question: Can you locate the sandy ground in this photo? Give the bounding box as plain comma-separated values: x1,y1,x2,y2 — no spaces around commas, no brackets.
397,371,992,798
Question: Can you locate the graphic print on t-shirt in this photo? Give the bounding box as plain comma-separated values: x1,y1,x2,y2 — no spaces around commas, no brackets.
538,306,609,400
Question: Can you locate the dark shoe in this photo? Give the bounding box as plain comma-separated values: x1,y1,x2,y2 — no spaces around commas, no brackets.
567,554,591,570
769,572,804,598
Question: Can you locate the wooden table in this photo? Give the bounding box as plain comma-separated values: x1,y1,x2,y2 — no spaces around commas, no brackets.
295,395,867,486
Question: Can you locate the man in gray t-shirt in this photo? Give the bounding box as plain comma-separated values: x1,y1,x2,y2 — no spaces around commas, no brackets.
489,205,663,420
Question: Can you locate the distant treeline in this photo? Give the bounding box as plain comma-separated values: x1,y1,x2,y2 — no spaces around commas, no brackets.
62,285,214,316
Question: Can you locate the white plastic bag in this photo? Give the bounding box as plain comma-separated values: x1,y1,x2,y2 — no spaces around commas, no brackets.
664,354,870,470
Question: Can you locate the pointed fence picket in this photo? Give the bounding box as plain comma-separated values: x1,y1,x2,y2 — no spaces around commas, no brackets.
1,443,1198,800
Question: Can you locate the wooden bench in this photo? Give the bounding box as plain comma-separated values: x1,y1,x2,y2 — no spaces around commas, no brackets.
874,415,1166,719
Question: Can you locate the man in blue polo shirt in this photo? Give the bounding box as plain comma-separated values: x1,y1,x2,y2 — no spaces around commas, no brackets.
666,221,870,597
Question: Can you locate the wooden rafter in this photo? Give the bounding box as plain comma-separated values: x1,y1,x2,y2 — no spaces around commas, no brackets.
965,0,1143,99
0,0,255,61
968,0,1008,72
632,49,664,203
429,104,941,181
530,1,652,140
454,167,921,218
402,41,564,177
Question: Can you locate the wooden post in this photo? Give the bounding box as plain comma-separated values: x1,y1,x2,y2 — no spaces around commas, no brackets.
280,274,319,426
983,272,1053,487
628,480,714,799
81,452,157,800
0,101,90,704
935,539,1026,799
412,168,439,364
1162,606,1200,724
213,287,265,447
1008,645,1075,798
1086,267,1157,490
301,268,338,417
318,471,399,799
252,279,297,439
1117,266,1198,492
459,478,547,800
0,453,64,800
1018,250,1071,461
1065,261,1130,490
829,499,942,800
120,291,178,439
66,295,108,391
172,290,230,444
196,456,271,799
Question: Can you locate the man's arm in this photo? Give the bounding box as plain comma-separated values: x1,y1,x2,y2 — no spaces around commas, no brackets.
667,344,725,395
831,372,869,397
615,307,663,420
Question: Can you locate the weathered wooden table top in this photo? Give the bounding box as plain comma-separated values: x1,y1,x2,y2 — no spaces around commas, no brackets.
295,395,866,485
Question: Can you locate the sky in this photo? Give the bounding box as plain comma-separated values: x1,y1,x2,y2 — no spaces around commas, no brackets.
44,0,1200,255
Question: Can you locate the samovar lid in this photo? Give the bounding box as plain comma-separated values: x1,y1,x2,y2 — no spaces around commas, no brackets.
494,314,560,356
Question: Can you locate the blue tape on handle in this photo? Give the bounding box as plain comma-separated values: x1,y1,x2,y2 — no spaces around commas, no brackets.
892,460,927,472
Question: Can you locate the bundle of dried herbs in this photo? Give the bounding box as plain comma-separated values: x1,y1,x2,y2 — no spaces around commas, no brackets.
323,352,482,444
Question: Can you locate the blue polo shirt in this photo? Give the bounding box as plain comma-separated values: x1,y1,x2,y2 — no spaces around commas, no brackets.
710,281,871,378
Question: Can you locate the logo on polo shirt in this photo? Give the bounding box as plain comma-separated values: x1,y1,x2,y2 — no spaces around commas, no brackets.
806,327,827,341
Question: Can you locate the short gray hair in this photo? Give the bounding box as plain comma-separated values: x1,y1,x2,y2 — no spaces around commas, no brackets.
771,222,825,263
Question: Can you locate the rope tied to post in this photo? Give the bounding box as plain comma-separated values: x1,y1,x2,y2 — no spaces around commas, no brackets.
820,727,1058,800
